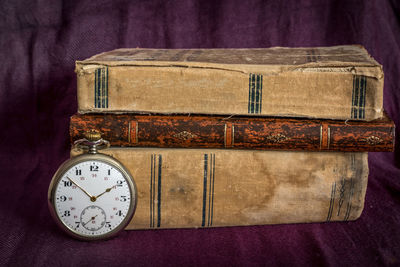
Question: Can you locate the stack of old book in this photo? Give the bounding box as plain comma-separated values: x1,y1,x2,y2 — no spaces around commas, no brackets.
71,46,394,230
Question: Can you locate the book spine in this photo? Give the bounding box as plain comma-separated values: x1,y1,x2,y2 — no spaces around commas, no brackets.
70,114,395,152
75,63,383,121
70,148,368,229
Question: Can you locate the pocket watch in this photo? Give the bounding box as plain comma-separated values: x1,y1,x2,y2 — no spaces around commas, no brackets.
48,130,137,241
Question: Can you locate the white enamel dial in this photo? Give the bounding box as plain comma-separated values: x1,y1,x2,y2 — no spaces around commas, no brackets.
49,154,136,240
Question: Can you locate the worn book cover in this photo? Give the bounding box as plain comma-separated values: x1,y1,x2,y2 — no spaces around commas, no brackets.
76,45,383,120
70,113,395,152
71,148,369,229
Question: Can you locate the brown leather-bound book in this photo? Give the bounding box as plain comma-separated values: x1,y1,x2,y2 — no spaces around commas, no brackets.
70,113,395,152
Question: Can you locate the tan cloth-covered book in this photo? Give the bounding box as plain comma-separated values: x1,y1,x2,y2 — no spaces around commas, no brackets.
71,147,368,229
76,45,383,120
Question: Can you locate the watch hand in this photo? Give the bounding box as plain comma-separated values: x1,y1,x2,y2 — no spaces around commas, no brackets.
83,215,98,226
96,184,117,199
67,177,96,202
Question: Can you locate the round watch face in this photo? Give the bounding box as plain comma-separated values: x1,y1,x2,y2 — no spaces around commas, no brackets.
48,154,136,240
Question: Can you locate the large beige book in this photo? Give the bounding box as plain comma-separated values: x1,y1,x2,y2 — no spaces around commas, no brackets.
76,45,383,120
71,148,368,229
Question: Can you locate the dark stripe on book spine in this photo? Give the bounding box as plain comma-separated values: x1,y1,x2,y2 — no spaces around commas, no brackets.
337,178,346,216
210,154,215,226
207,154,212,227
105,67,109,108
157,155,162,227
150,155,155,227
202,154,216,227
149,154,162,228
96,68,101,108
326,182,336,222
94,67,109,109
250,74,255,113
352,76,359,119
351,75,366,119
207,154,215,227
255,75,260,113
248,75,251,113
248,74,263,114
94,68,99,108
101,68,105,108
94,69,97,108
359,76,366,119
201,154,208,227
259,75,263,113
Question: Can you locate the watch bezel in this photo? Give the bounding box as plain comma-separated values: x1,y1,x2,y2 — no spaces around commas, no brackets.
48,153,137,241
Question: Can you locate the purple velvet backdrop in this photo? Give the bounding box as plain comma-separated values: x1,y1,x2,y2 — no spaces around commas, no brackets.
1,0,399,265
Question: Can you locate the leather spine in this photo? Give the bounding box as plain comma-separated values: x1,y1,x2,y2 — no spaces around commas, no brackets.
70,113,395,152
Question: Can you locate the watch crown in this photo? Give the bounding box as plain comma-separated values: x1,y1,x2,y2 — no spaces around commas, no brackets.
84,130,102,142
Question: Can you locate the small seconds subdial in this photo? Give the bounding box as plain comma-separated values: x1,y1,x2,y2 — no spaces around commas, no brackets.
80,205,107,231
